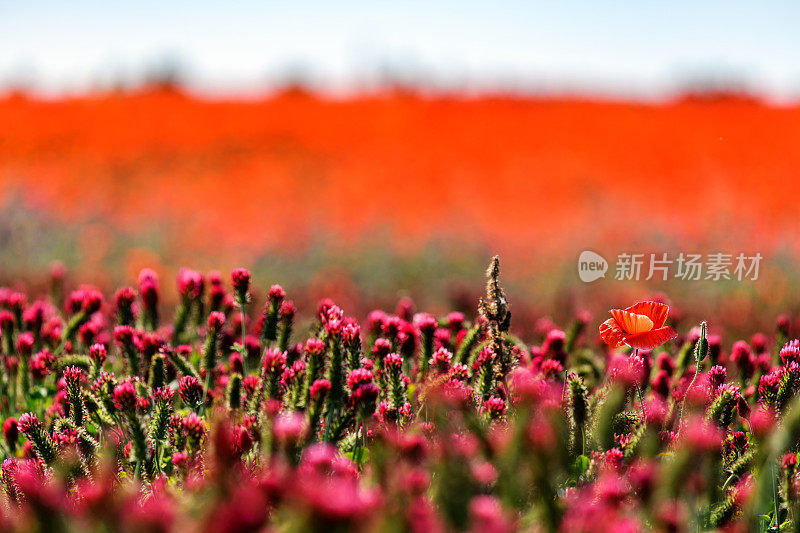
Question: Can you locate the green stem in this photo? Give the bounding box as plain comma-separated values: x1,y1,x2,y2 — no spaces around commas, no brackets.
241,304,249,377
354,421,365,468
201,372,212,415
633,349,647,423
678,325,705,436
773,462,780,528
323,405,336,443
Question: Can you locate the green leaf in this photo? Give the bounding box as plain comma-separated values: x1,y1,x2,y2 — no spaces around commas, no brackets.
344,448,370,467
568,454,589,481
30,386,48,400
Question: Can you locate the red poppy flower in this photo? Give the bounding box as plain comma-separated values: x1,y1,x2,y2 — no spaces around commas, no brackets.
599,301,678,350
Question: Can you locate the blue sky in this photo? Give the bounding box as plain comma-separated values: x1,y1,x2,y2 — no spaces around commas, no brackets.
1,0,799,99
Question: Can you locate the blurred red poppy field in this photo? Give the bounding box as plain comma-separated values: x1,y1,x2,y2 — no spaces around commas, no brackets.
2,89,800,318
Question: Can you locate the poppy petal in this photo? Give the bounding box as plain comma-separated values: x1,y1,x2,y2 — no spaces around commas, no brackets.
599,318,626,348
625,301,669,329
624,326,678,350
610,309,654,335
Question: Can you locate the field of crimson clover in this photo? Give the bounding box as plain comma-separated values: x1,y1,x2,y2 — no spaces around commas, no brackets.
0,256,799,532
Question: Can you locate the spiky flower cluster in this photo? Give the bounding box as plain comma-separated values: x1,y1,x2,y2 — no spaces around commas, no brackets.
2,260,800,531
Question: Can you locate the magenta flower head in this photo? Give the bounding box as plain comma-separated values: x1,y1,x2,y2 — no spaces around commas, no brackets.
347,368,374,391
3,417,18,447
778,315,791,336
17,332,34,358
17,412,39,435
231,268,251,304
7,292,26,313
341,321,360,344
447,311,466,331
171,451,188,469
207,311,226,332
115,286,136,307
280,300,296,320
63,366,83,387
384,353,403,372
395,296,415,321
310,379,332,401
138,268,159,302
16,412,57,465
472,345,496,372
179,376,203,407
30,350,54,379
366,310,388,336
69,289,87,314
542,329,566,354
730,341,755,379
540,359,564,380
79,321,100,347
113,381,138,411
430,347,453,373
23,301,45,330
208,270,223,286
323,305,344,336
229,351,244,374
113,325,135,346
758,368,783,405
183,413,206,442
232,425,253,456
707,365,727,391
89,343,107,365
372,338,392,362
305,338,325,359
751,407,777,439
262,348,287,374
82,289,104,315
49,260,66,281
780,340,800,366
153,386,175,405
316,298,335,320
482,396,507,419
382,316,403,340
415,313,437,334
750,333,768,353
470,495,511,533
177,268,203,299
268,284,286,304
683,416,723,453
0,310,13,332
114,286,137,324
351,383,380,415
273,412,308,446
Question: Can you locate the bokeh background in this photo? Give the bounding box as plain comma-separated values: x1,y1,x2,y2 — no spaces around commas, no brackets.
2,1,800,333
